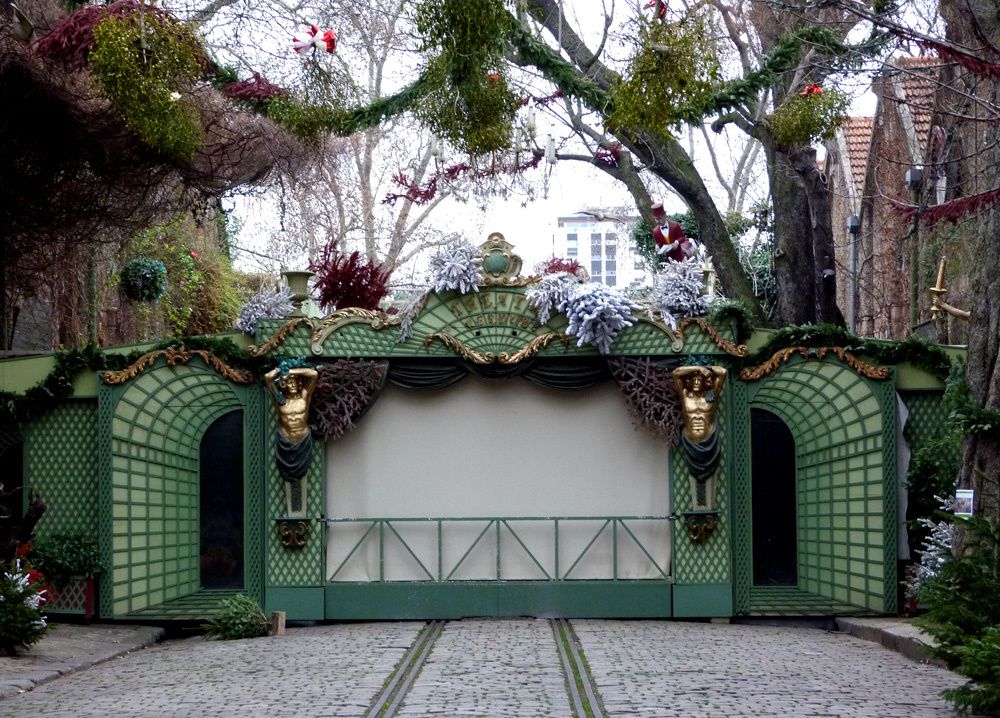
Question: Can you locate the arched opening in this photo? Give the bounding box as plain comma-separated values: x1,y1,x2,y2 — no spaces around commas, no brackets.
751,408,797,586
200,410,244,590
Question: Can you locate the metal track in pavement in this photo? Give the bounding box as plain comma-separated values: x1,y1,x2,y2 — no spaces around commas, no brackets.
551,618,606,718
365,620,445,718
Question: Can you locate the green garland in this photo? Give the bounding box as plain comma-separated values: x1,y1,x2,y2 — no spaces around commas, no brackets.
707,301,755,344
740,324,955,379
0,337,272,429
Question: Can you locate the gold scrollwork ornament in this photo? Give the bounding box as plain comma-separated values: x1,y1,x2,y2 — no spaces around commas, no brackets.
277,520,311,549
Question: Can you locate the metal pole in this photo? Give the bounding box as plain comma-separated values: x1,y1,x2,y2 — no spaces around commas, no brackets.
847,215,860,334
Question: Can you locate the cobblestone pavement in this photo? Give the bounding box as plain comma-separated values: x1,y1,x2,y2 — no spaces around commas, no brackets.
0,619,967,718
0,623,423,718
397,619,571,718
573,621,964,718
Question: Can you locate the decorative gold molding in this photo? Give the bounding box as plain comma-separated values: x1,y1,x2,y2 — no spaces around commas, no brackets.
276,519,311,549
102,347,254,385
677,317,749,357
683,511,719,543
640,315,749,357
423,333,495,364
423,331,571,365
247,317,315,357
310,308,402,354
498,333,570,364
739,346,891,381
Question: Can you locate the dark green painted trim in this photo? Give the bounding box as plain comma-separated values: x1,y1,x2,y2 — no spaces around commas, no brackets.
880,372,898,614
266,586,325,620
97,382,116,618
673,583,734,617
324,581,673,620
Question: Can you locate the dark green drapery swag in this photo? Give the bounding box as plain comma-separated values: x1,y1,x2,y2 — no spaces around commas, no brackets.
680,429,721,504
386,357,612,391
276,432,312,481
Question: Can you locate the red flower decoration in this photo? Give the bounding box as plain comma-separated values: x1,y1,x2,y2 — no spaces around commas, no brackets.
15,543,31,558
190,251,199,258
801,83,823,97
487,71,500,82
644,0,667,20
293,24,337,55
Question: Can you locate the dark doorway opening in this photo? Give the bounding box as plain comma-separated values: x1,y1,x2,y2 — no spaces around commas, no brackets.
200,411,244,589
751,408,797,586
0,437,24,535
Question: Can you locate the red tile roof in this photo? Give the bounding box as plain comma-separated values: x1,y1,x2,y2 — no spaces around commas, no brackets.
840,116,873,196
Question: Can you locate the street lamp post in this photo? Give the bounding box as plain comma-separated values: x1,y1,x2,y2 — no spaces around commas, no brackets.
846,214,860,334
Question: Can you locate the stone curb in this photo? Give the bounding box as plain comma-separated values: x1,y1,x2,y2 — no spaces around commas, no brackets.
0,624,165,700
836,617,947,668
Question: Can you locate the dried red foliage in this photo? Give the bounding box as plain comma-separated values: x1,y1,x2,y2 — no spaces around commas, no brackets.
891,185,1000,225
383,155,542,205
536,257,583,275
610,358,682,444
909,36,1000,82
308,246,392,311
309,360,388,440
222,73,287,104
35,0,207,72
517,89,565,107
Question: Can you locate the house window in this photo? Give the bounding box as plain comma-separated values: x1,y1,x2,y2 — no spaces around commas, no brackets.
591,259,602,277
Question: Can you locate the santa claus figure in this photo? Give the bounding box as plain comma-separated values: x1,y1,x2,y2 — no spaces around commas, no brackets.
651,202,695,262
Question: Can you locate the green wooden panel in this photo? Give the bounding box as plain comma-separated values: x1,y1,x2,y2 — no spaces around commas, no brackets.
266,586,325,620
324,581,672,620
23,401,98,538
673,583,734,617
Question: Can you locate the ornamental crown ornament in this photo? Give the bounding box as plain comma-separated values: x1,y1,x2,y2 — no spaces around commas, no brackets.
478,233,526,286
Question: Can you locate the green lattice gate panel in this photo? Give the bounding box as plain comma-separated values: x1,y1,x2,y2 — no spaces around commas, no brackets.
99,362,246,617
23,400,98,537
741,358,896,615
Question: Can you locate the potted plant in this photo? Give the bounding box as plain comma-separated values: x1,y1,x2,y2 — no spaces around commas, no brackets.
27,532,102,619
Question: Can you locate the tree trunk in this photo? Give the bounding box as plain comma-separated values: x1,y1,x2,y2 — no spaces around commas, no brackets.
766,145,816,325
940,0,1000,523
791,148,845,326
959,210,1000,521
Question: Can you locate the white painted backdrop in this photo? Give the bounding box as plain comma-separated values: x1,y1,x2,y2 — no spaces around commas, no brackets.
325,376,672,581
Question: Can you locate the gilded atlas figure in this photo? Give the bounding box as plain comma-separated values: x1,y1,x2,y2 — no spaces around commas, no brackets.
265,366,318,518
673,365,726,521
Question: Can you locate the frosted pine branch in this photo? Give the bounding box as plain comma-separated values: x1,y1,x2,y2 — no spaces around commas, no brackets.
234,285,294,334
428,241,483,294
526,272,579,324
650,258,710,330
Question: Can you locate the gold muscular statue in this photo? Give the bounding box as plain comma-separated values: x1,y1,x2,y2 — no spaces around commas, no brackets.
673,365,726,443
265,366,318,483
265,367,317,444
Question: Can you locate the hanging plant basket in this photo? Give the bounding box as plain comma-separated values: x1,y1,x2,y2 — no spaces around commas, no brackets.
120,258,168,302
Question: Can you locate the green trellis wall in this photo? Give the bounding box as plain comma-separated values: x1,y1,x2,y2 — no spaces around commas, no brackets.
23,401,98,537
671,386,732,616
735,358,897,615
98,361,254,617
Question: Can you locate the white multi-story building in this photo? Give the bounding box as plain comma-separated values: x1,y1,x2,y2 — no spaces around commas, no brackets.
554,215,651,289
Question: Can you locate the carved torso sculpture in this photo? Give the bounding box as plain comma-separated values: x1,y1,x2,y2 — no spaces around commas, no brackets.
265,366,318,482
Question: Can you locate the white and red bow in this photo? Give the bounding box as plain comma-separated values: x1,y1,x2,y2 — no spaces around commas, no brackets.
292,25,336,55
